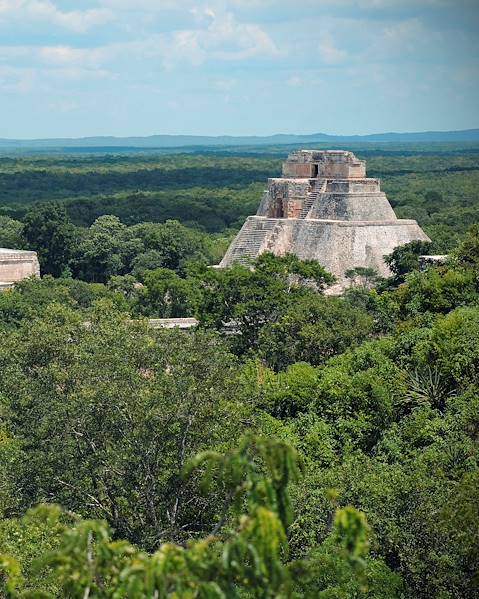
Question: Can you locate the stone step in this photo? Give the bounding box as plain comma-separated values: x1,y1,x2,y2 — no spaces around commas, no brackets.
300,180,327,218
227,219,279,263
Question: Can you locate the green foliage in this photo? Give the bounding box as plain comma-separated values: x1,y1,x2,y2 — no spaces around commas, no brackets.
71,214,130,282
425,306,479,384
0,506,67,597
0,428,21,517
136,268,200,318
0,437,388,599
0,154,274,232
130,249,166,280
257,362,321,419
1,150,479,598
129,220,207,273
0,216,24,249
196,253,334,355
345,266,381,290
257,295,374,371
0,307,247,549
383,239,432,287
22,202,76,277
453,223,479,271
69,217,214,283
0,277,129,330
187,435,302,531
3,146,478,251
391,266,478,319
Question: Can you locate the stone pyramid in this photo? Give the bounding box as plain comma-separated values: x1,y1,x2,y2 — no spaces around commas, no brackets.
219,150,429,289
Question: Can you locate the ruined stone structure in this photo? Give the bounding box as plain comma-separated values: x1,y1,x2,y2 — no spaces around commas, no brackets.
0,248,40,288
220,150,429,289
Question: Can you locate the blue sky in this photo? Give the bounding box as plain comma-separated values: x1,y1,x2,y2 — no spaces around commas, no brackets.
0,0,478,138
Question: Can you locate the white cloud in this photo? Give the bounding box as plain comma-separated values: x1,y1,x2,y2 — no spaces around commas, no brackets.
0,7,280,88
365,18,443,61
38,44,111,68
162,9,281,66
310,0,451,6
97,0,180,9
0,43,118,84
318,32,348,65
0,0,112,32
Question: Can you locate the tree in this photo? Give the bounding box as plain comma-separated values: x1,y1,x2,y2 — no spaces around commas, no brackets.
345,266,381,290
383,240,433,287
453,223,479,271
22,202,76,276
391,267,477,319
196,253,334,355
0,437,399,599
0,305,247,550
131,249,166,281
71,215,134,282
0,216,24,249
136,268,200,318
107,274,138,300
258,294,374,371
257,361,321,419
0,277,131,330
254,252,335,291
130,220,206,273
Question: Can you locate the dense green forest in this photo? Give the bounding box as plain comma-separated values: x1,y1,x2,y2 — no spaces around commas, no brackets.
1,143,479,245
1,145,479,598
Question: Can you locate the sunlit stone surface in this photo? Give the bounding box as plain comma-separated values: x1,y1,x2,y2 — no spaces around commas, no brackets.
220,150,429,290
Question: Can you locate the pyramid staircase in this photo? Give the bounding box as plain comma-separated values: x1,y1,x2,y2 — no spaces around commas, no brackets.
300,179,327,219
223,218,281,266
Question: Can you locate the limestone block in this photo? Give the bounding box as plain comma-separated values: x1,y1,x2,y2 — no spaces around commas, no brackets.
0,248,40,283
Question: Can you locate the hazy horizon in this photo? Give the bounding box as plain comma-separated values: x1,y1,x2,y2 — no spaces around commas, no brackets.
2,127,479,143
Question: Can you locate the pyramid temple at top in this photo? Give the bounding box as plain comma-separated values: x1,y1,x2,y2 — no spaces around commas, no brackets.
219,150,429,289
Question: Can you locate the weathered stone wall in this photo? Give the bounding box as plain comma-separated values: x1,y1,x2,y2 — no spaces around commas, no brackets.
220,216,429,283
282,150,366,179
219,217,281,266
287,219,429,279
257,178,311,218
309,192,397,221
282,162,316,178
0,249,40,283
318,162,365,179
327,179,380,193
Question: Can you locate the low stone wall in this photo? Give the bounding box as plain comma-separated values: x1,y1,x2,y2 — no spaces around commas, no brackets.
147,318,198,329
0,249,40,283
327,179,380,193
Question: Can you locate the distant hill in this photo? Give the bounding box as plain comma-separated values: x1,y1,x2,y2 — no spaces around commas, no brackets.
1,129,479,149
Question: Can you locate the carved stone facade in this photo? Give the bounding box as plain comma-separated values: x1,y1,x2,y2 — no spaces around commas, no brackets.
282,149,366,179
220,150,430,290
0,248,40,288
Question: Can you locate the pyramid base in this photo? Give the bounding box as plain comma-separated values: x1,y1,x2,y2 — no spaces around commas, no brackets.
220,216,430,290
